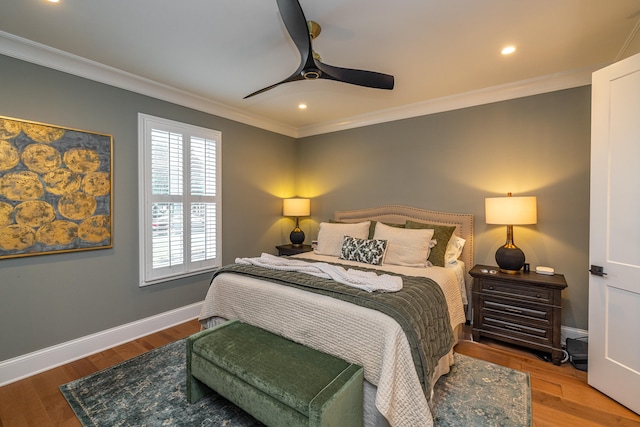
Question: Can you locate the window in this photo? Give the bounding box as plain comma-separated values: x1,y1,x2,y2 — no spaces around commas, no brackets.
138,114,221,286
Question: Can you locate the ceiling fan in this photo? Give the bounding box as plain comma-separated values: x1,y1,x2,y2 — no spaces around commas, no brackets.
244,0,395,99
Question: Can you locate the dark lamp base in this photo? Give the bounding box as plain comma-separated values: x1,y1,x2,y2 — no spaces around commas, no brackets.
290,227,305,246
495,245,525,273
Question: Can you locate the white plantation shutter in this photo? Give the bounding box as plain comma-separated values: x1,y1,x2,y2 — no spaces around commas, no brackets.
139,114,221,286
189,135,218,263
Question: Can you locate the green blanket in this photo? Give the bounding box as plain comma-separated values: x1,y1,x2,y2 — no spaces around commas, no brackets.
211,261,454,393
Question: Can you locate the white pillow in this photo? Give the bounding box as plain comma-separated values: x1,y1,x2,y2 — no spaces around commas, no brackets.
373,222,435,267
445,235,466,264
314,221,371,257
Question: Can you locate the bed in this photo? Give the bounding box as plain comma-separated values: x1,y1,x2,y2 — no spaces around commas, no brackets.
198,205,474,427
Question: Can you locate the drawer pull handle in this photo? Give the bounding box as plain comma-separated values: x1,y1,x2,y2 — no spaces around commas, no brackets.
505,307,523,314
536,294,542,298
504,324,522,332
488,286,494,290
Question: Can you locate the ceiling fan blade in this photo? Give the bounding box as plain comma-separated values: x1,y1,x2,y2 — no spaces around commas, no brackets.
244,0,314,99
276,0,313,66
244,73,305,99
316,61,394,90
243,0,395,99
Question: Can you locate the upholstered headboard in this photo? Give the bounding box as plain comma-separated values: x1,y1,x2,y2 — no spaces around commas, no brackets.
334,205,474,314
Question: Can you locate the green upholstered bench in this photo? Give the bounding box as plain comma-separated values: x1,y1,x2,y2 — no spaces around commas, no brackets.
187,320,364,427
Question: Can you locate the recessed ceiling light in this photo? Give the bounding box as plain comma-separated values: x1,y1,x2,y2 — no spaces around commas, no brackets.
298,103,307,110
501,46,516,55
48,0,60,3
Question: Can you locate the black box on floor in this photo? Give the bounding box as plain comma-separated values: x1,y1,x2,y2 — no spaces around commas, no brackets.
566,338,588,371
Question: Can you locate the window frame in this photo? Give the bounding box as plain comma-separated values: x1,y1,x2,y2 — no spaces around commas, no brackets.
138,113,222,287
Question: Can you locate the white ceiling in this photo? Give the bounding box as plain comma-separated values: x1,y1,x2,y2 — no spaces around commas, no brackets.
1,0,640,137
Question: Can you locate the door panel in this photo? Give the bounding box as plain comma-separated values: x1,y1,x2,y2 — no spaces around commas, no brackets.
605,286,640,371
608,72,640,265
589,52,640,415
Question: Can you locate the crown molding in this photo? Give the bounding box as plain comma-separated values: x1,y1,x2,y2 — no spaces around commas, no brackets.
0,31,297,138
296,65,603,138
1,30,604,139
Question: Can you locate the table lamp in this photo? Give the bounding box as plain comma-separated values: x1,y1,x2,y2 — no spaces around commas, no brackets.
485,192,537,273
283,198,310,246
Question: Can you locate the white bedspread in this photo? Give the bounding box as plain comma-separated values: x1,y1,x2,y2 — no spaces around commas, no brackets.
198,254,466,427
235,252,403,292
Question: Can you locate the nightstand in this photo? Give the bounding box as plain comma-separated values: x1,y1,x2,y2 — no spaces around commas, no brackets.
276,244,313,256
470,264,568,365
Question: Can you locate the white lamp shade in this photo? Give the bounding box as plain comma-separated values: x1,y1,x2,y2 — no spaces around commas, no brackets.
283,198,310,217
485,196,537,225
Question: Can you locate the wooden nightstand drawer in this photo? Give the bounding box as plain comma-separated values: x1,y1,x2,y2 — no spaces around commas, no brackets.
479,315,552,346
481,297,552,324
478,279,553,304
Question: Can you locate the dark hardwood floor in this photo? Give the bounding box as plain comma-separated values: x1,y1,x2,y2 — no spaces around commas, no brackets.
0,319,638,426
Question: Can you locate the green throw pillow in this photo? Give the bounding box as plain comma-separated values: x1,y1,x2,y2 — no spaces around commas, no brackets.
405,220,456,267
368,220,405,239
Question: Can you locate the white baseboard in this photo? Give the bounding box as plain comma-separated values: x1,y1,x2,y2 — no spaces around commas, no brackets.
0,301,203,387
561,325,589,344
0,308,588,387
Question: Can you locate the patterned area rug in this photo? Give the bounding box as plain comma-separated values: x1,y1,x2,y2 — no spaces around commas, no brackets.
431,353,531,426
60,340,531,426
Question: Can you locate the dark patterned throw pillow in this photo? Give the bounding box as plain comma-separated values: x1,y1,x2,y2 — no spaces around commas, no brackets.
339,236,388,265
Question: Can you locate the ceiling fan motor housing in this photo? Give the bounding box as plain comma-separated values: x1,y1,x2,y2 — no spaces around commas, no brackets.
303,70,321,79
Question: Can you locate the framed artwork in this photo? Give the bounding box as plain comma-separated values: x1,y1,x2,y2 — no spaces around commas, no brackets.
0,115,113,259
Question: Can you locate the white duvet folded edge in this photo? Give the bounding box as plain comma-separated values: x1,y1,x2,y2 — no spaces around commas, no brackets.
235,253,403,292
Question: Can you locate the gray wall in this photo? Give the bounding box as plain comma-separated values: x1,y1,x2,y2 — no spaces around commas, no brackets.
297,87,592,330
0,55,297,360
0,53,592,364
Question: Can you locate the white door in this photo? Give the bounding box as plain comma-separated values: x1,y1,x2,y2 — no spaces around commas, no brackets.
589,52,640,414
